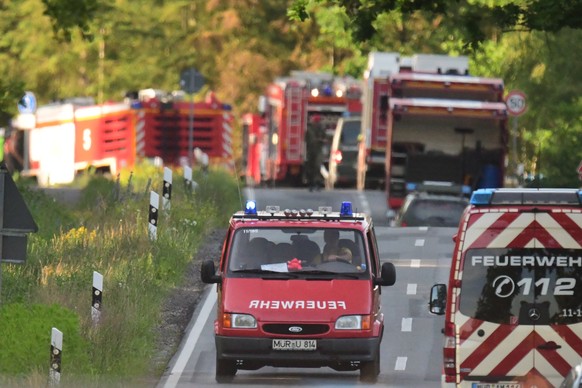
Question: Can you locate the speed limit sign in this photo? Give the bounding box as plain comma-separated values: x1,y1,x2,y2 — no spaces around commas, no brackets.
505,90,527,116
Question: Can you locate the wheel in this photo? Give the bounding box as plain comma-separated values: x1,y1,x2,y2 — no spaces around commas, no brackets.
216,357,237,383
359,346,380,383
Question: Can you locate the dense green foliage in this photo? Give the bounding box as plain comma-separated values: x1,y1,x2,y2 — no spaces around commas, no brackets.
0,0,580,185
0,164,240,385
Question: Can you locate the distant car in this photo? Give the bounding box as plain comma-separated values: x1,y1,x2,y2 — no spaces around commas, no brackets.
326,116,360,189
390,192,469,227
560,361,582,388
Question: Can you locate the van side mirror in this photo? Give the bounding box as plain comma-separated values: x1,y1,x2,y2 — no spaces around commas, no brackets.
375,262,396,286
429,284,447,315
200,259,221,284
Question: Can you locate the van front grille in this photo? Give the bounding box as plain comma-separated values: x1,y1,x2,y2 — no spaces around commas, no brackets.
262,323,329,335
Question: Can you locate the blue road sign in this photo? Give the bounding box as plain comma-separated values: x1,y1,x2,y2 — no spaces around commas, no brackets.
18,91,37,114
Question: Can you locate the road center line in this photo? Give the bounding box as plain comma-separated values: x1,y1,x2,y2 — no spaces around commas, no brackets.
401,318,412,332
415,239,425,247
395,356,408,371
410,259,421,268
406,283,417,295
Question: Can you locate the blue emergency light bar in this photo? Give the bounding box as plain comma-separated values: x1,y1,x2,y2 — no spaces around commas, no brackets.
470,188,582,206
236,201,364,220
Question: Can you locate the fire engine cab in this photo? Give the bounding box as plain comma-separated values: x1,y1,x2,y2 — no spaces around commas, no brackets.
201,201,396,383
430,188,582,388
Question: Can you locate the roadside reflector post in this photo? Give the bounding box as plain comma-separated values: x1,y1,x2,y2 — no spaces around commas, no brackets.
162,167,172,211
149,191,159,241
91,271,103,326
183,166,199,194
49,327,63,386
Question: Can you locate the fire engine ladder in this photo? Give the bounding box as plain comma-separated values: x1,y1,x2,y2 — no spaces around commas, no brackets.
286,84,303,161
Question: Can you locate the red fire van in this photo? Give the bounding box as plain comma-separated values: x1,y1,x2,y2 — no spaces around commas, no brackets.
201,201,396,382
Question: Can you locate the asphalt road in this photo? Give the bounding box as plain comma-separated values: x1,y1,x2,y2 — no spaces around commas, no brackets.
157,187,455,387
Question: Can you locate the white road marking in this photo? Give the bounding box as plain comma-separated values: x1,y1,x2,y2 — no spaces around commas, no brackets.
406,283,417,295
415,239,425,247
163,284,217,388
401,318,412,332
411,259,421,268
395,356,408,371
419,226,428,231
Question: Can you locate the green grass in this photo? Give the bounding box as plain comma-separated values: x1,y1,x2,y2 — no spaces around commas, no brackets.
0,161,241,387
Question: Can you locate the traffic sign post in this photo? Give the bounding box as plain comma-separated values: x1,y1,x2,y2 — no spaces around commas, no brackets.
0,161,38,302
505,90,527,183
505,90,527,117
180,68,205,164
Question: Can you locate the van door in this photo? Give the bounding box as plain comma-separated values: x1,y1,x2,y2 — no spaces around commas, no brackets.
456,210,582,387
530,211,582,387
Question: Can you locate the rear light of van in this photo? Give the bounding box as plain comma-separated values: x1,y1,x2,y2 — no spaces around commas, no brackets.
443,321,457,382
332,150,343,164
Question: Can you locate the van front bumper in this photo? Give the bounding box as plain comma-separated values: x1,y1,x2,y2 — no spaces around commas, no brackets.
215,335,380,370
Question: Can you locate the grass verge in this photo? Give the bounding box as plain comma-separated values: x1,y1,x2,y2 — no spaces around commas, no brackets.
0,162,241,387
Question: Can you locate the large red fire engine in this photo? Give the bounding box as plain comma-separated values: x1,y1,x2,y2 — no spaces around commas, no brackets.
245,71,362,186
7,91,234,186
358,52,508,212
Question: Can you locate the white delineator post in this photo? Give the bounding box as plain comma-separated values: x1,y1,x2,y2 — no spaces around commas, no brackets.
149,191,159,241
49,327,63,386
163,167,172,211
92,271,103,325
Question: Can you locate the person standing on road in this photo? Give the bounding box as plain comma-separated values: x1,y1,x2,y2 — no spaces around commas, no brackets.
305,115,326,191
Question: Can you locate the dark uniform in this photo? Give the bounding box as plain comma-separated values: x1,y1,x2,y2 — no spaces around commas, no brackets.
304,117,326,191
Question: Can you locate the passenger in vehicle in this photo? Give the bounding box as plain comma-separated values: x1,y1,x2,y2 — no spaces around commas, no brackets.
293,239,321,265
322,229,353,262
240,237,269,269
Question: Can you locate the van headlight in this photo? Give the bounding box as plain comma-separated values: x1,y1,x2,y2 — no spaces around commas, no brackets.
335,315,371,330
223,313,257,328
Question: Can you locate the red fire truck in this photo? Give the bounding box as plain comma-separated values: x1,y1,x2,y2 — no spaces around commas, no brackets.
246,71,362,186
357,52,508,212
8,91,234,186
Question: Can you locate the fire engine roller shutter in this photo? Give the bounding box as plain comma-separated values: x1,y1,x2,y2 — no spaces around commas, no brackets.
456,210,582,386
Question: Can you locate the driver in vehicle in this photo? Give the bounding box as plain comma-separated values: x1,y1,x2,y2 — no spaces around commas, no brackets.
322,229,353,263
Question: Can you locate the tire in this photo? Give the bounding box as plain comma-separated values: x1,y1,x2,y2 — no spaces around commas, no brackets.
359,346,380,383
215,357,237,383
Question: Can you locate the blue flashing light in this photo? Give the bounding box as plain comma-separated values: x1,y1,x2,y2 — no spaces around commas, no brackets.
578,190,582,205
322,84,333,96
461,185,472,195
470,189,494,205
245,200,257,215
340,201,353,217
406,182,417,192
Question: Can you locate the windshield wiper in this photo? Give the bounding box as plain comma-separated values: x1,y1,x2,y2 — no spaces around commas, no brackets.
299,270,360,279
231,269,299,279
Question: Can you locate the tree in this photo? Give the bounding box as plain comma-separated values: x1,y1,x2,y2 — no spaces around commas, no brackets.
289,0,582,50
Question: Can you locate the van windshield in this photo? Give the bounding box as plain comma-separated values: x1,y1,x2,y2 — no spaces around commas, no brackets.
227,227,369,278
340,120,360,146
459,248,582,325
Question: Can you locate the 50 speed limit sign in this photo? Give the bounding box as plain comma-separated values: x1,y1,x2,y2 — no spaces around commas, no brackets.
505,90,527,116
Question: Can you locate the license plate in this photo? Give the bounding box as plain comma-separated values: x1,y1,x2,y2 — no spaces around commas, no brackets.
472,383,522,388
272,339,316,351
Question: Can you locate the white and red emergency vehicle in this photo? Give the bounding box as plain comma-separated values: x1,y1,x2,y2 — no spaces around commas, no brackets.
247,71,362,186
430,188,582,387
200,201,396,383
9,91,235,186
11,100,135,186
358,53,507,212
